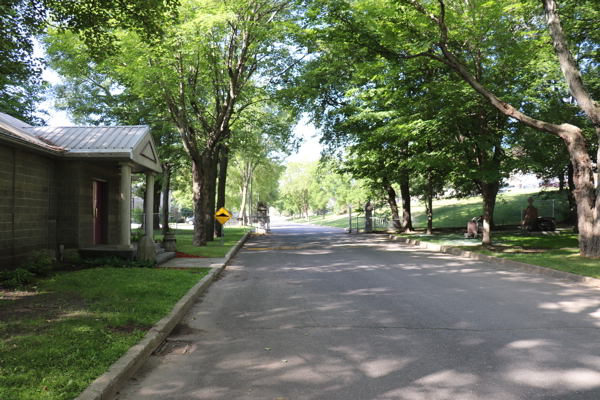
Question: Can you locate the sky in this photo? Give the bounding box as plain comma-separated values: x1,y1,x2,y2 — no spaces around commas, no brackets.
286,117,324,163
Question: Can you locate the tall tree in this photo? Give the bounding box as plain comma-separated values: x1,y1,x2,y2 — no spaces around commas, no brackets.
222,102,297,221
280,162,315,220
45,0,179,59
108,0,303,245
306,0,600,256
1,0,178,122
46,29,187,234
0,0,46,123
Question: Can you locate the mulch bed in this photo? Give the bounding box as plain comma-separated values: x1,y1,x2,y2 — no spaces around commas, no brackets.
479,245,553,254
175,251,208,258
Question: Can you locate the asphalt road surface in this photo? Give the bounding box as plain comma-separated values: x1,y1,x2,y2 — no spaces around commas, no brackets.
116,220,600,400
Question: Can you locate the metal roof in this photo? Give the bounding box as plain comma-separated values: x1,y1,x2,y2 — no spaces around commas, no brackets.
0,113,162,173
25,125,149,152
0,113,52,149
0,112,32,128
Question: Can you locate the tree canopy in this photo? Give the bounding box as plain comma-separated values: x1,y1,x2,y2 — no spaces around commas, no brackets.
6,0,600,256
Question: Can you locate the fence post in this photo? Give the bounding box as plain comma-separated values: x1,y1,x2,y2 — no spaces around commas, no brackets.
552,199,555,218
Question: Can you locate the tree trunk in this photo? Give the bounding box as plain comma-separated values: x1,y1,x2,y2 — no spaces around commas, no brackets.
192,155,211,246
427,172,433,235
153,180,161,230
567,162,578,231
161,164,171,235
140,186,146,232
384,178,402,231
248,171,253,223
563,132,599,255
481,181,499,245
204,147,220,242
399,173,414,232
558,168,565,193
304,189,310,221
239,183,248,224
215,145,230,237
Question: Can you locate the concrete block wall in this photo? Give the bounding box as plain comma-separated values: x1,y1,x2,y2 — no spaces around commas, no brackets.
57,160,82,249
0,146,15,268
0,145,57,268
1,148,123,269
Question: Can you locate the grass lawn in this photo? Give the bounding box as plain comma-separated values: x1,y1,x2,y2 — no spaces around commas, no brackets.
396,231,600,279
301,213,350,228
302,214,390,232
0,267,209,400
153,226,252,258
304,188,570,230
293,213,337,223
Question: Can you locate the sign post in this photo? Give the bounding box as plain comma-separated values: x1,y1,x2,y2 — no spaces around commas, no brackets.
215,207,231,246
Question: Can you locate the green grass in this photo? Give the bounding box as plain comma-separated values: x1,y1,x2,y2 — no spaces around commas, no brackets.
293,213,337,223
410,189,569,228
305,189,571,230
302,213,389,232
154,227,252,258
303,213,350,228
0,267,209,400
396,231,600,279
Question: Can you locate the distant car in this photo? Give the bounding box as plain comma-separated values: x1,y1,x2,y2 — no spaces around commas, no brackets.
186,216,195,224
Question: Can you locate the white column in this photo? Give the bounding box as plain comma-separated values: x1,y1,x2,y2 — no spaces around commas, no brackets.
145,172,155,238
118,162,134,249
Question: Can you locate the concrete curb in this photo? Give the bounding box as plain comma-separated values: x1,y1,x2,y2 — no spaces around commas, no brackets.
389,235,600,288
76,230,253,400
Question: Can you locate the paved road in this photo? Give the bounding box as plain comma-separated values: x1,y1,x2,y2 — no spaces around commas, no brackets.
116,221,600,400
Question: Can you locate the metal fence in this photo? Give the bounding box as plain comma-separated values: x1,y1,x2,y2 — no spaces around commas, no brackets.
346,199,570,232
408,199,570,229
348,216,390,233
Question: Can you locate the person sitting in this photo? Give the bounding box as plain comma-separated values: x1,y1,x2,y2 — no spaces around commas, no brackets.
521,197,538,230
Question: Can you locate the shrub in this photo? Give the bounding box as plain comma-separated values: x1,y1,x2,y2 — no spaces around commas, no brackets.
131,232,144,243
0,268,35,288
133,206,144,224
66,251,81,263
22,251,55,276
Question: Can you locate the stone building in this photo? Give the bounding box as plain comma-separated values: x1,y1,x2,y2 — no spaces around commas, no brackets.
0,113,162,269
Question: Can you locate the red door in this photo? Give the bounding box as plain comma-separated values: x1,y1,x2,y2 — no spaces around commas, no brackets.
92,181,103,244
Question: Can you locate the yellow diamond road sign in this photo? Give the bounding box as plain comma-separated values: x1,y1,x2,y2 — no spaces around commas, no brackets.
215,207,231,225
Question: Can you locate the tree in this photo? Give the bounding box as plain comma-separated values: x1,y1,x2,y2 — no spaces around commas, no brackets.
280,162,314,220
47,0,306,245
220,102,297,223
46,28,188,235
1,0,178,122
291,27,511,238
106,0,304,246
45,0,179,59
0,1,47,124
306,0,600,255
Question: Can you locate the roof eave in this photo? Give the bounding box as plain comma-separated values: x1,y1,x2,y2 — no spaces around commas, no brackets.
0,131,63,157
